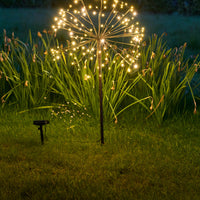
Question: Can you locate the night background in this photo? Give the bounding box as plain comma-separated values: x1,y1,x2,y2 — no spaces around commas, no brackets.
1,0,200,14
1,0,200,55
0,0,200,199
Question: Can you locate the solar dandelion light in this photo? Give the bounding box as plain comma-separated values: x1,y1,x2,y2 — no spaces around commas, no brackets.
52,0,144,144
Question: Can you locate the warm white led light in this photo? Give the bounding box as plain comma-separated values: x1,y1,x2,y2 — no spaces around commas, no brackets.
51,0,144,75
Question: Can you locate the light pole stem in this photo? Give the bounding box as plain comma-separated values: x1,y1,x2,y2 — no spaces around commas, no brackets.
97,40,104,144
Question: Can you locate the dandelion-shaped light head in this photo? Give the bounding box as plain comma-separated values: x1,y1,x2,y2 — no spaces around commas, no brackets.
52,0,144,72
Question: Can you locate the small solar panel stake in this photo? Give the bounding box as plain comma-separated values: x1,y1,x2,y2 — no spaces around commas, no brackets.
33,120,49,144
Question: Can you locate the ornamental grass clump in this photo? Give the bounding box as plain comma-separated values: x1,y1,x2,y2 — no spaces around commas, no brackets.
0,30,56,109
138,34,200,124
49,49,143,122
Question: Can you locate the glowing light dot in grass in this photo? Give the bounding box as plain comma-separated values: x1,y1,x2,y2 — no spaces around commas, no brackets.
134,64,138,69
84,74,91,80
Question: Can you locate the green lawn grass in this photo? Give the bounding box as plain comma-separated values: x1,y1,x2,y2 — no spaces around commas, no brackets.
0,110,200,199
1,8,200,56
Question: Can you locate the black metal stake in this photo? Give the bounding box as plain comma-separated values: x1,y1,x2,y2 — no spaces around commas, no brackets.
97,40,104,144
38,125,44,145
33,120,49,145
99,68,104,144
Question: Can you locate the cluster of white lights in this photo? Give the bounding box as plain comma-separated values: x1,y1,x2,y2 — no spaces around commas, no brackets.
52,0,144,74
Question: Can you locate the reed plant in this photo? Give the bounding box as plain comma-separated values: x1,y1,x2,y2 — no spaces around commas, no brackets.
0,31,56,109
138,34,200,124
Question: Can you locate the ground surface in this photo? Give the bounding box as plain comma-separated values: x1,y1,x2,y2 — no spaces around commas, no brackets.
0,111,200,199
